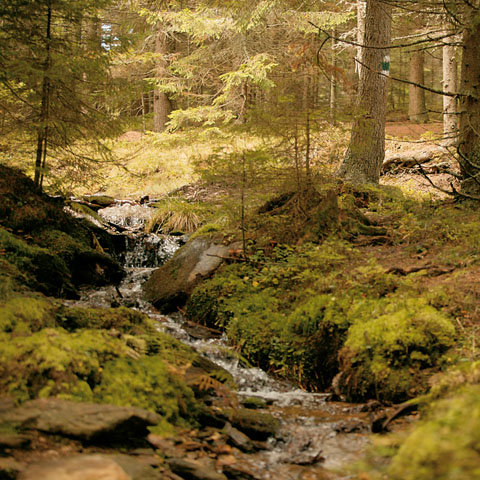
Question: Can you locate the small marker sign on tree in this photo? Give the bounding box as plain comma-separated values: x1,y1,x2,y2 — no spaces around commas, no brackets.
381,55,390,75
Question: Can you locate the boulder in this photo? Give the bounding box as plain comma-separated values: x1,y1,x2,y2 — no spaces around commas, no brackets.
19,455,131,480
144,236,231,313
0,399,160,444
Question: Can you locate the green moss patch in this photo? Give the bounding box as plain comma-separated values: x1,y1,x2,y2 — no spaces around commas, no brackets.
387,385,480,480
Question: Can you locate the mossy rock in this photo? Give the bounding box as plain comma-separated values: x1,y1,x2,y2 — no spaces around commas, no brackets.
0,166,125,294
144,235,230,313
221,407,280,440
82,195,116,208
0,228,77,297
338,298,455,402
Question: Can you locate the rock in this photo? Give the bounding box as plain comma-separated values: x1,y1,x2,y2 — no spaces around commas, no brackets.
334,419,370,433
360,400,383,412
110,455,163,480
18,455,131,480
223,423,255,453
0,399,160,444
0,433,31,450
280,435,324,466
168,457,227,480
144,236,231,313
226,408,281,441
0,457,24,480
222,464,263,480
288,448,324,466
83,195,116,208
240,397,267,410
183,322,222,340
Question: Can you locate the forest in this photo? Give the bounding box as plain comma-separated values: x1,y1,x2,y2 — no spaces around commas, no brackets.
1,0,480,479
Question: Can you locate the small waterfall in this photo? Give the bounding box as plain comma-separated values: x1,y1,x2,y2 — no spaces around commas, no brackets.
124,234,185,268
98,203,154,230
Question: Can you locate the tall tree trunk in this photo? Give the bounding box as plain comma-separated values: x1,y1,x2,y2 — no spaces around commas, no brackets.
458,19,480,195
153,30,172,133
356,0,367,82
338,0,392,184
443,27,457,144
408,49,428,123
34,2,52,190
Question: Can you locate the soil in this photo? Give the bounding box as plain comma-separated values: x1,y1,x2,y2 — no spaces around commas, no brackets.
385,121,443,139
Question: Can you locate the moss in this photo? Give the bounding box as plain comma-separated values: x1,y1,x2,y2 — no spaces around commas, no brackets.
221,407,281,440
94,356,198,426
0,228,75,296
0,295,58,334
0,328,127,402
58,305,149,332
339,297,455,402
387,385,480,480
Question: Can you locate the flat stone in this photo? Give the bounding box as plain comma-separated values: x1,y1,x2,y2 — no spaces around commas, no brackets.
226,408,280,441
168,457,227,480
0,433,31,449
110,455,163,480
0,399,160,443
223,423,255,453
0,457,25,480
222,464,263,480
18,455,131,480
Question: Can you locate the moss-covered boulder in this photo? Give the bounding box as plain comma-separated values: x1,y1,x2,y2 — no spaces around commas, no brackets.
144,235,231,313
0,293,236,432
0,166,125,295
337,298,455,402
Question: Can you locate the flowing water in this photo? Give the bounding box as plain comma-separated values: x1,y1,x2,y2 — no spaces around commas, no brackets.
71,202,371,480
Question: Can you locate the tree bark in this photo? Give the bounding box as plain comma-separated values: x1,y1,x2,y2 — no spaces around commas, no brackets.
458,19,480,195
34,2,52,190
356,0,367,82
408,49,428,123
443,27,457,144
153,30,172,133
338,0,392,184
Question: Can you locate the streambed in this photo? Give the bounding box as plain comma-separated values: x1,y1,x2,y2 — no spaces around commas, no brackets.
66,201,373,479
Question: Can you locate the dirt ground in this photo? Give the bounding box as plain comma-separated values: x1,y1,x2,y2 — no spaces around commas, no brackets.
386,122,443,139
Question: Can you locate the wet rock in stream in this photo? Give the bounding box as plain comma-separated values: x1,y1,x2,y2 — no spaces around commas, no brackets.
168,457,227,480
0,399,159,444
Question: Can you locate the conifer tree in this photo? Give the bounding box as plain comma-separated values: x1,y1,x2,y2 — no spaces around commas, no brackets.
0,0,120,191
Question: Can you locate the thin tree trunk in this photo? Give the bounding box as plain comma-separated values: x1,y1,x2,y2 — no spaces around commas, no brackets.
443,27,457,144
34,3,52,190
339,0,392,184
408,49,428,123
458,20,480,195
330,29,337,125
305,110,311,182
153,30,172,133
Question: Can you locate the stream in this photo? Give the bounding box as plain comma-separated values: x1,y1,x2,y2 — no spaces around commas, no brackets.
69,202,372,480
